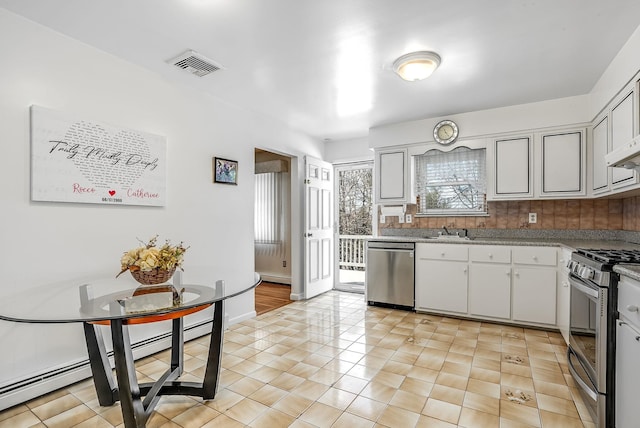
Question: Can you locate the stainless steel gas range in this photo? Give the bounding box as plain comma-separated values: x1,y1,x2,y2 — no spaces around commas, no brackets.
567,248,640,428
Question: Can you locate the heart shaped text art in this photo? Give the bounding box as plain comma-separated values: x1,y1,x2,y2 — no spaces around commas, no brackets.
58,121,158,189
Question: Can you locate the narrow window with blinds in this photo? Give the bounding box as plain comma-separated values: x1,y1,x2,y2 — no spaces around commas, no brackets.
254,172,283,244
414,146,487,216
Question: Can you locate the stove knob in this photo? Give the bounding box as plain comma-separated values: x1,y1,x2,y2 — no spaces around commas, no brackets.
580,266,594,280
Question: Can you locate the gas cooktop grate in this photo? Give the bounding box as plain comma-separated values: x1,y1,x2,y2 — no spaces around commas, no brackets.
576,248,640,264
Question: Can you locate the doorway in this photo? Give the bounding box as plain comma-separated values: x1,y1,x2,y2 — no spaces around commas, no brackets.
254,149,292,314
334,161,373,293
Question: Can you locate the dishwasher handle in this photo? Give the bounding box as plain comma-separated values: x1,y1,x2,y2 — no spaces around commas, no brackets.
367,241,415,251
367,248,414,257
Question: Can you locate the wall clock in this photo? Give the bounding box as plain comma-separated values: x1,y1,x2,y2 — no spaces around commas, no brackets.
433,120,459,145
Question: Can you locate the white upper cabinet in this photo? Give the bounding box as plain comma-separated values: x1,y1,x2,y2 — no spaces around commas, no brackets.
611,89,637,189
536,128,586,198
488,135,533,200
588,76,639,196
592,115,610,194
374,147,409,204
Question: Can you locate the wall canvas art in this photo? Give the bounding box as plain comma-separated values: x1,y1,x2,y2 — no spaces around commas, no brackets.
30,105,167,206
213,157,238,185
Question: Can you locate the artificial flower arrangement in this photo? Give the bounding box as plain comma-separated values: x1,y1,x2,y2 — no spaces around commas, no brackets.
117,235,188,284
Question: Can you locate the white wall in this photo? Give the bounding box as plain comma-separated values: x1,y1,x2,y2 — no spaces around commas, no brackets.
590,24,640,118
0,8,322,402
324,136,373,164
368,95,591,149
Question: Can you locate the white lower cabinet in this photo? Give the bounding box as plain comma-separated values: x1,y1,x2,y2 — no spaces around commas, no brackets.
616,275,640,428
416,260,468,313
416,243,558,327
557,247,572,344
511,246,557,325
512,266,557,325
469,264,511,318
469,245,511,319
415,244,468,314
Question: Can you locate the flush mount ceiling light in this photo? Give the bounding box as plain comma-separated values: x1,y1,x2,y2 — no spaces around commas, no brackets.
392,51,441,81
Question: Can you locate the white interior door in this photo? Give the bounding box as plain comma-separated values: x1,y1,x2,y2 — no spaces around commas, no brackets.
304,156,334,298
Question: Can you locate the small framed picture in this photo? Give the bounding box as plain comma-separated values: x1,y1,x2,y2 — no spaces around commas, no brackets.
213,157,238,185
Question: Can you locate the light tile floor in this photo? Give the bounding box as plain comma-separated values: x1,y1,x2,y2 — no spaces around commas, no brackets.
0,291,594,427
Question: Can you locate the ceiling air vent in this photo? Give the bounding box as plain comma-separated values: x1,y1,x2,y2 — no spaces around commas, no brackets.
167,50,222,77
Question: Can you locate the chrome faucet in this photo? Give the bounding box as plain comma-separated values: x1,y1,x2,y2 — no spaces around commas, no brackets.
442,226,451,235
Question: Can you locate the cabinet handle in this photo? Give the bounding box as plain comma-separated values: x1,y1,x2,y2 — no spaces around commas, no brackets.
514,271,519,277
463,268,468,274
488,254,493,258
441,252,446,257
532,256,538,261
627,305,639,313
506,271,511,276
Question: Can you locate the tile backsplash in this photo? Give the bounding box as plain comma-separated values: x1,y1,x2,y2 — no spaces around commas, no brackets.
379,197,640,232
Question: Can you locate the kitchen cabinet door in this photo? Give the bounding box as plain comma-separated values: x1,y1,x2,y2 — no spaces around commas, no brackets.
375,148,409,204
556,248,572,344
538,129,585,197
512,266,557,325
469,264,511,319
616,320,640,428
611,90,636,188
592,116,610,194
415,259,468,314
490,136,533,199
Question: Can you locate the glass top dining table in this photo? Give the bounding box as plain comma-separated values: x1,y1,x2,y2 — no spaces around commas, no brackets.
0,270,261,428
0,271,261,324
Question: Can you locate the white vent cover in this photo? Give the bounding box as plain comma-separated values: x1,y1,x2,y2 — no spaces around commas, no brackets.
167,50,222,77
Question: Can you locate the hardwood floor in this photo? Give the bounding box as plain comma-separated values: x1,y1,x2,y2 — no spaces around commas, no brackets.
255,281,293,315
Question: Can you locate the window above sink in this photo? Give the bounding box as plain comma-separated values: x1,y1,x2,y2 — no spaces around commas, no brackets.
414,146,487,217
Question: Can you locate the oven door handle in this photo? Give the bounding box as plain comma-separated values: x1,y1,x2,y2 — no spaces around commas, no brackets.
569,277,599,299
567,349,598,401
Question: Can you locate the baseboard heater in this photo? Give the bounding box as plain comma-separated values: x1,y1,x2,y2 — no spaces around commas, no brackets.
0,319,213,411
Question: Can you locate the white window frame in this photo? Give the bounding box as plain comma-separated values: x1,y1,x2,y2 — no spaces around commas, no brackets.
414,146,488,217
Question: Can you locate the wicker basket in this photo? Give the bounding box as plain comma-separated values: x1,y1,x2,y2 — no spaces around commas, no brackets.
130,267,176,285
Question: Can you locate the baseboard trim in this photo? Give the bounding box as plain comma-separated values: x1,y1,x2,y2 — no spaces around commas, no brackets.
228,310,256,325
290,292,304,300
259,274,291,284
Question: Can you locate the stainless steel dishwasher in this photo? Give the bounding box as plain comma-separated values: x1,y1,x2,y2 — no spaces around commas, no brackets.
366,240,415,309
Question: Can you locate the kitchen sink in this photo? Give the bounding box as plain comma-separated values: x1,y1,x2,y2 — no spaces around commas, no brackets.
425,235,473,241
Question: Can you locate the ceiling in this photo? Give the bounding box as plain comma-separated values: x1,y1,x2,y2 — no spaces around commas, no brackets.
2,1,640,142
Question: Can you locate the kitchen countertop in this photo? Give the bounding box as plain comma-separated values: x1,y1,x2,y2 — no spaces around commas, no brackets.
614,264,640,281
367,235,640,252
